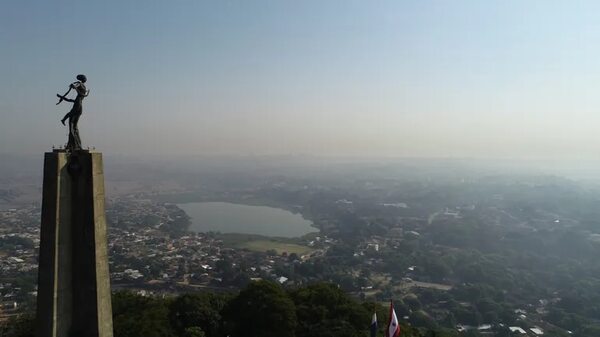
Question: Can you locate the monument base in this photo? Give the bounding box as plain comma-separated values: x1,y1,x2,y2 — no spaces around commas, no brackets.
36,150,113,337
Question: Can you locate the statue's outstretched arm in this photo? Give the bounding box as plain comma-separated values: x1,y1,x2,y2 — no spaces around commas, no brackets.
56,94,75,103
56,87,72,105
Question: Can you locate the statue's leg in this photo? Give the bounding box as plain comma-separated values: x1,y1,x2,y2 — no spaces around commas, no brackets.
71,114,82,150
66,116,75,149
61,111,71,124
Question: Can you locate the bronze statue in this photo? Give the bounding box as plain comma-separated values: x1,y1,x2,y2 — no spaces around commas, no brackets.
57,74,89,150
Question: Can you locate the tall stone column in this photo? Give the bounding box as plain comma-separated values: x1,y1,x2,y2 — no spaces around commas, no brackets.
36,150,113,337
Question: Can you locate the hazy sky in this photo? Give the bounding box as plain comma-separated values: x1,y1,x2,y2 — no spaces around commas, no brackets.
2,1,600,158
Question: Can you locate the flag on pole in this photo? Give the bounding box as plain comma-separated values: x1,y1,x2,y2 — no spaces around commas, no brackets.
370,312,378,337
385,300,401,337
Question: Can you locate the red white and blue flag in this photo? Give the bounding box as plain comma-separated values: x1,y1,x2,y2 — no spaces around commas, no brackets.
370,312,378,337
385,300,401,337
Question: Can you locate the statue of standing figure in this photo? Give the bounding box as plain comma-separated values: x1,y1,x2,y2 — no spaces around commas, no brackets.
56,74,89,150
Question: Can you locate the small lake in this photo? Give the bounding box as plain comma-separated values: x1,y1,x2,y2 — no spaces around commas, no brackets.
177,202,317,238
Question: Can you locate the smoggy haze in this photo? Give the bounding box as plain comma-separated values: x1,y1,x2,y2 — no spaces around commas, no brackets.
2,1,600,159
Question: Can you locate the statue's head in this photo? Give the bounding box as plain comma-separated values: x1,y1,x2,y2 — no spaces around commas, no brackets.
76,74,87,83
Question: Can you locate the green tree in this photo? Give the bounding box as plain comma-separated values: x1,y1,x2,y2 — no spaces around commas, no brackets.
403,294,422,311
183,327,206,337
0,314,34,337
223,280,297,337
452,306,482,326
169,293,227,337
492,325,511,337
442,312,457,328
112,291,175,337
410,310,437,330
290,283,369,337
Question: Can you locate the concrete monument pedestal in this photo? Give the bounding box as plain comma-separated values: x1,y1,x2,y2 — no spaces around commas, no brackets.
36,150,113,337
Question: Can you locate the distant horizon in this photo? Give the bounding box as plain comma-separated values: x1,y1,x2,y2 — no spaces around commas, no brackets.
3,150,600,183
5,149,600,162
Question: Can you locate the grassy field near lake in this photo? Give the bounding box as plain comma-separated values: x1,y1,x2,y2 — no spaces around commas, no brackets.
236,240,314,255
